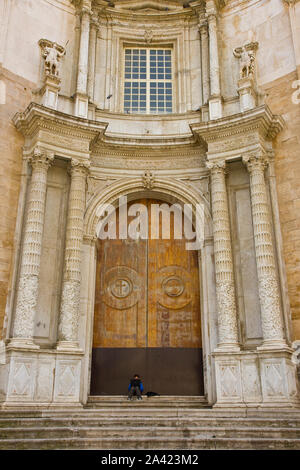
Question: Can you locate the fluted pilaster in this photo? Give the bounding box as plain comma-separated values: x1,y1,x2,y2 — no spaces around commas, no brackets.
76,7,91,95
57,159,90,350
199,21,210,104
206,4,221,98
11,148,54,347
87,13,98,101
207,161,240,350
243,154,286,348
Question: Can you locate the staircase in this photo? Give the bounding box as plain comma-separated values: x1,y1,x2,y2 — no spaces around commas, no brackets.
1,396,300,450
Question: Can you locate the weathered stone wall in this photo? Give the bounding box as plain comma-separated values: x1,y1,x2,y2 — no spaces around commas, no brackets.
0,67,33,338
0,0,76,339
262,70,300,340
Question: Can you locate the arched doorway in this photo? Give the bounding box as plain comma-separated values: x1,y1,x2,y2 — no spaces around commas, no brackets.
90,198,204,395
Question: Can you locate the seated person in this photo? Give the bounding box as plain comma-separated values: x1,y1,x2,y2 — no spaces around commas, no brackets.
128,374,144,400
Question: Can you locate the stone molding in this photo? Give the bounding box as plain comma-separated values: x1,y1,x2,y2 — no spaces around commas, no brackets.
84,175,213,239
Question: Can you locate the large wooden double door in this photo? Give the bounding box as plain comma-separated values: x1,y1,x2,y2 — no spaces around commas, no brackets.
91,199,203,395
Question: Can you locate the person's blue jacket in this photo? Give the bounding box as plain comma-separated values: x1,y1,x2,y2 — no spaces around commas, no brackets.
128,378,144,392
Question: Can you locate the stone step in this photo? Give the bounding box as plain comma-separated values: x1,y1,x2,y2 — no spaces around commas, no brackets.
1,416,300,429
1,425,300,440
86,396,210,408
0,436,299,450
2,407,300,419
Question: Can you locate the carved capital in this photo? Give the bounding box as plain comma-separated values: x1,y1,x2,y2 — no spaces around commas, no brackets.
70,158,90,176
198,20,208,35
243,154,268,173
29,147,54,170
81,6,92,17
206,160,226,174
90,12,99,29
284,0,300,5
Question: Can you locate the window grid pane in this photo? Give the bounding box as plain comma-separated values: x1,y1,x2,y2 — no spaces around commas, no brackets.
124,48,173,114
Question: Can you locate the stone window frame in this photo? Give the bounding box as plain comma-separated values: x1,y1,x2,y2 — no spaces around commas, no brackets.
115,37,180,114
122,45,174,115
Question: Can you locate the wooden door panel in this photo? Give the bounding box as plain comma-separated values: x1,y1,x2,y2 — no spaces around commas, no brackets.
148,199,201,348
93,237,147,348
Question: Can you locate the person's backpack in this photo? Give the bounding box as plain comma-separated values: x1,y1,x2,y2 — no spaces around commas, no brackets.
146,391,160,397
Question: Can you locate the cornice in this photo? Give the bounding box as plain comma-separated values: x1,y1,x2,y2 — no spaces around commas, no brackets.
190,105,284,144
13,102,108,142
99,133,198,148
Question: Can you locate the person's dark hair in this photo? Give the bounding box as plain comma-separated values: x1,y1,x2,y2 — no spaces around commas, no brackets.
134,374,140,378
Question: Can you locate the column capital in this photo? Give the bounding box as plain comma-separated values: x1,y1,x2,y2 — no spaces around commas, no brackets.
205,0,218,21
242,153,268,173
90,12,99,29
80,5,92,17
206,160,226,173
284,0,300,6
29,147,54,170
70,158,90,175
198,19,208,33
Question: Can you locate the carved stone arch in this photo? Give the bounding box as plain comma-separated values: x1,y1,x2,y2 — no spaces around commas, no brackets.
84,176,213,239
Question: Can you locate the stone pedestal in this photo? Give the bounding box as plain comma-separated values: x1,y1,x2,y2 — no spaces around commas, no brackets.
41,74,61,110
74,92,89,118
237,77,256,112
214,349,299,408
1,346,83,407
209,97,222,121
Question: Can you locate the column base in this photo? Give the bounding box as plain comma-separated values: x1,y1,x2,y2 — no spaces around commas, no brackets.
214,343,240,353
257,340,290,352
8,338,40,350
56,340,82,353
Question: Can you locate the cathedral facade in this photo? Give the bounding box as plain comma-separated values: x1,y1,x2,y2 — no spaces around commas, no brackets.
0,0,299,409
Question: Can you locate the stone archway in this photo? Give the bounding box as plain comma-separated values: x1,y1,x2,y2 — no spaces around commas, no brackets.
90,197,203,395
81,178,217,402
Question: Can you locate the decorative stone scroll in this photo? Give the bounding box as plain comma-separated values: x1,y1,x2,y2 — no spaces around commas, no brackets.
206,160,240,350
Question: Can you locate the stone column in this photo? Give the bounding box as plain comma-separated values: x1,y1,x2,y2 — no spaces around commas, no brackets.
75,4,91,117
10,148,54,348
199,20,210,105
87,13,98,101
243,154,287,349
57,159,90,350
206,0,222,119
207,161,240,350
